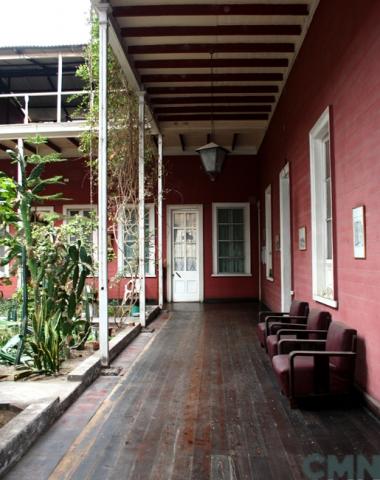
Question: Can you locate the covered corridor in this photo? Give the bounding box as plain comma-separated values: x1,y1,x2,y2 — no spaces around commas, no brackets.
6,305,380,479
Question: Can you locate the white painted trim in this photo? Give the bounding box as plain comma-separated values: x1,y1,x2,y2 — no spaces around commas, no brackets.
166,204,204,303
117,203,155,277
157,134,164,307
279,163,292,311
309,106,337,306
314,295,338,309
0,121,88,140
138,91,146,326
265,185,273,280
212,202,251,276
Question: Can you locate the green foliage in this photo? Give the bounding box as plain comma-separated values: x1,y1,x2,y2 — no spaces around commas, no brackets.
0,141,95,374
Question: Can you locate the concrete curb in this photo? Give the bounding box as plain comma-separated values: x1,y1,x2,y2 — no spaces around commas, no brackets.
0,399,59,477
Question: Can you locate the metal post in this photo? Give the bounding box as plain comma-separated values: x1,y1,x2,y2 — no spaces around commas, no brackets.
57,53,62,123
97,4,109,365
138,91,146,326
158,134,164,308
24,95,29,124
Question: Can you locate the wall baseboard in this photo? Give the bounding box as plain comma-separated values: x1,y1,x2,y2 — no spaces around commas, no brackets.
355,384,380,419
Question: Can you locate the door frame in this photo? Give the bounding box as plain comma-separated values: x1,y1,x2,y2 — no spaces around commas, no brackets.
166,204,204,303
279,163,292,311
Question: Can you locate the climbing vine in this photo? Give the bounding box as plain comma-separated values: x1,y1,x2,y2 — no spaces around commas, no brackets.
76,13,158,294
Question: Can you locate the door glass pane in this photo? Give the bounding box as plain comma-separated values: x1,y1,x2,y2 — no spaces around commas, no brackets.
174,213,185,227
174,229,185,243
186,243,196,258
186,229,196,243
174,243,185,258
186,213,196,227
326,219,332,260
232,224,244,240
186,257,196,271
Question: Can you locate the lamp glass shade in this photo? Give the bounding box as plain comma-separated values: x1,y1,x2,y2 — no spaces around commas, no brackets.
196,142,228,175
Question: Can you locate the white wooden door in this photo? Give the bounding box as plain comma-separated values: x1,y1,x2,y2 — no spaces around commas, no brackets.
172,209,200,302
279,164,292,311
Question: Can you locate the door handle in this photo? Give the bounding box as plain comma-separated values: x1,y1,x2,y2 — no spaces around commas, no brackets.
174,272,182,278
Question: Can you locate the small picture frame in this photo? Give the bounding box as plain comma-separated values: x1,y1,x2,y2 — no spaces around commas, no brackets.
298,226,306,251
352,205,365,259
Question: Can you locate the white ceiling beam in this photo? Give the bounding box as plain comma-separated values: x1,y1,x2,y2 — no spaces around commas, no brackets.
0,121,88,140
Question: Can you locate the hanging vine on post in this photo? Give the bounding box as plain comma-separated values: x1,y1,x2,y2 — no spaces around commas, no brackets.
76,12,159,316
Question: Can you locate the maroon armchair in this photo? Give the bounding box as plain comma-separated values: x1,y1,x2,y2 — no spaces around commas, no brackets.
256,300,309,347
266,309,332,358
272,321,357,407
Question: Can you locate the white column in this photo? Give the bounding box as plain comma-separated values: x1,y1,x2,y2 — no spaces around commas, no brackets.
138,92,146,326
157,134,164,308
97,4,109,365
56,53,62,123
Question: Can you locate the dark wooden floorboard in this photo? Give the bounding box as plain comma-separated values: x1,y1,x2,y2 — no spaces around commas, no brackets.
38,303,380,479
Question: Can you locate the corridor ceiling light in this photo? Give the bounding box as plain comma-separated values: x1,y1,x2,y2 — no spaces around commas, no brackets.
196,52,228,180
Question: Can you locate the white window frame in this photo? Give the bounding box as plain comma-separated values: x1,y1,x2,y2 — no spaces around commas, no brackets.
31,205,54,221
212,202,251,277
63,204,98,276
117,203,156,277
309,107,337,308
265,185,273,281
0,226,10,278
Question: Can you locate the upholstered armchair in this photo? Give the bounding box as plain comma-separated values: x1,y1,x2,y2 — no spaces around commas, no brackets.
272,321,357,407
256,300,309,347
266,309,331,358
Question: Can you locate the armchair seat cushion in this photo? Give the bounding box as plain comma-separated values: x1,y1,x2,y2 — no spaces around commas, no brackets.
257,322,266,346
272,354,315,397
272,354,354,399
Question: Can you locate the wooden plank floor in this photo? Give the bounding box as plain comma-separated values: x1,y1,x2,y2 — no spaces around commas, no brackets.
12,303,380,479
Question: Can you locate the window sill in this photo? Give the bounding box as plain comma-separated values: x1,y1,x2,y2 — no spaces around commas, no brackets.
211,273,252,277
117,273,156,278
313,295,338,309
266,276,274,282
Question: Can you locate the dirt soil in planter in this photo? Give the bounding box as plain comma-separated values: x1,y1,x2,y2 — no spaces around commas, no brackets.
0,408,20,428
0,325,127,381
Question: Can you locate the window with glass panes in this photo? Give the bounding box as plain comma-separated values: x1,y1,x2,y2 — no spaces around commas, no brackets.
216,206,246,274
119,205,155,276
65,207,96,247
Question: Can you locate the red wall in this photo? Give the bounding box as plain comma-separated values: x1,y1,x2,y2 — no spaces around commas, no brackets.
163,155,259,301
1,153,259,303
258,0,380,402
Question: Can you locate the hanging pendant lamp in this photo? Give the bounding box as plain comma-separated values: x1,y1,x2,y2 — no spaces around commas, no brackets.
196,52,229,180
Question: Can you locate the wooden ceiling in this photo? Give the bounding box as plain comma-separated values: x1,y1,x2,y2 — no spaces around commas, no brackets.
109,0,319,154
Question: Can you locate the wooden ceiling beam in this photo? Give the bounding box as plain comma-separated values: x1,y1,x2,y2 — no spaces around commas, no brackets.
155,105,271,114
151,95,276,104
0,143,10,152
147,85,279,94
128,43,295,54
67,137,80,148
24,142,37,154
142,73,282,83
135,58,288,69
158,113,269,122
114,4,309,17
46,139,61,154
122,25,302,38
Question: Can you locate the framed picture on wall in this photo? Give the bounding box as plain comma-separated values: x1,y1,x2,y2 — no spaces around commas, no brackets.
298,226,306,250
353,205,366,259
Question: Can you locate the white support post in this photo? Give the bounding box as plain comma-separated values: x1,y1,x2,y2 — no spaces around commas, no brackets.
158,134,164,308
24,95,29,124
138,91,146,327
97,4,109,365
57,53,62,123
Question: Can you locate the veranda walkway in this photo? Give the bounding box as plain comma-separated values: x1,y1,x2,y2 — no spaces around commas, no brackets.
5,303,380,479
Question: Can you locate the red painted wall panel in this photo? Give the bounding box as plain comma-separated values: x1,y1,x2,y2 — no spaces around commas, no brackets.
258,0,380,401
163,155,259,300
1,153,259,303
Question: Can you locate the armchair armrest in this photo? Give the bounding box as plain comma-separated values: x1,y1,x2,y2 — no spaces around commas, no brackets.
276,328,328,341
258,310,287,323
289,351,356,399
265,315,307,336
278,338,326,355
